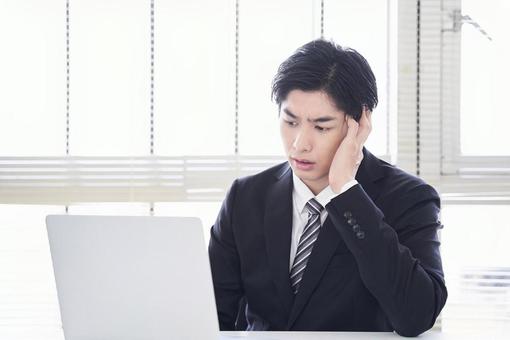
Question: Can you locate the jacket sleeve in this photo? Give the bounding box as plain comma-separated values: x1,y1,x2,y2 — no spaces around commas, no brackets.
208,179,244,330
325,183,447,337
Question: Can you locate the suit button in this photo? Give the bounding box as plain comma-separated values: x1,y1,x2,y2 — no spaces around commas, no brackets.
343,211,352,219
356,231,365,239
352,224,360,233
347,218,357,225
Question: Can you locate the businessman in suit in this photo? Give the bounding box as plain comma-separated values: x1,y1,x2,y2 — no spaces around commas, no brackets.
208,39,447,337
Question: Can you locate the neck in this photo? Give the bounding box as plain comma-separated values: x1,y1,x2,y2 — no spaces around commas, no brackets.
302,178,328,196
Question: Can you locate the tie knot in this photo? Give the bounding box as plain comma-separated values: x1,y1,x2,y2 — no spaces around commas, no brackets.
305,198,323,216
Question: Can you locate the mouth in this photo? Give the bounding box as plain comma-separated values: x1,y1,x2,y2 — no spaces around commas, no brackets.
291,157,315,171
292,157,314,164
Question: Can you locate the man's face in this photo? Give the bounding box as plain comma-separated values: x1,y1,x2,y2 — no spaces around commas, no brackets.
279,89,348,194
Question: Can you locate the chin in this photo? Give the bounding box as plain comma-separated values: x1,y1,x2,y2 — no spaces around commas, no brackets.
292,168,318,180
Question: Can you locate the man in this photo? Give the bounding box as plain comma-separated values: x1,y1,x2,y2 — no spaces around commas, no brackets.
208,39,447,337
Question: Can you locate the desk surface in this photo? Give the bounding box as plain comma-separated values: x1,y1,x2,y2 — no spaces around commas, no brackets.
0,328,508,340
221,330,506,340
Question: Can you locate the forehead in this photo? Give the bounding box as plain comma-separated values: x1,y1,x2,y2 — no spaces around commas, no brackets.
282,89,344,118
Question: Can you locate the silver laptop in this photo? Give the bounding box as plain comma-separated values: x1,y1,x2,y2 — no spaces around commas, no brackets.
46,215,219,340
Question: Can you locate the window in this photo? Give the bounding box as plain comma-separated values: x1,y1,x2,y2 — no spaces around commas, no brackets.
0,0,394,204
0,1,65,156
441,0,510,181
459,0,510,156
155,0,236,156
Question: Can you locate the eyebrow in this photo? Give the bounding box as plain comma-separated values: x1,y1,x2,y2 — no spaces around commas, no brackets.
283,108,337,123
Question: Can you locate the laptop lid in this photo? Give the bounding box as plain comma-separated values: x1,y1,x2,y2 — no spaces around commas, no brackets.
46,215,219,340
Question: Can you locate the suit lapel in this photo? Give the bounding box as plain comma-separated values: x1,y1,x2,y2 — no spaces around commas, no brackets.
286,216,342,329
263,163,294,318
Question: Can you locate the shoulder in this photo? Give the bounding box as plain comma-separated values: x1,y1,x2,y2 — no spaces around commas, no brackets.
224,161,288,199
360,149,439,204
234,161,288,189
380,164,439,202
370,159,441,227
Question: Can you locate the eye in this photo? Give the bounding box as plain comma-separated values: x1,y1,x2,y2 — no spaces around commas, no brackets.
315,126,331,132
284,120,297,127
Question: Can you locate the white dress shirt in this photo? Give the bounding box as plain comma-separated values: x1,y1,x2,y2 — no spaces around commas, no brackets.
289,172,358,270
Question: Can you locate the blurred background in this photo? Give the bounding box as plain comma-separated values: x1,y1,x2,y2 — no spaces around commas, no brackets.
0,0,509,337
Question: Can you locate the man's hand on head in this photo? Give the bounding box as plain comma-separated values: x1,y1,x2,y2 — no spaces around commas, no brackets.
328,107,372,193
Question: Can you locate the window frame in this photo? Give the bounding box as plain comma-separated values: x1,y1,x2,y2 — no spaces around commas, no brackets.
398,0,510,204
441,0,510,173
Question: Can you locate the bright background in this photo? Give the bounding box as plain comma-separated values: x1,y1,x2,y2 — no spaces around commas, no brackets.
0,0,509,337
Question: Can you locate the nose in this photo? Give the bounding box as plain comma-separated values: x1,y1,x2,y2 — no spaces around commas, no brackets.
292,128,312,153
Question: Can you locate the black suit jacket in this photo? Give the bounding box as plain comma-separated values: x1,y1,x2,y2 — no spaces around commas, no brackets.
208,148,447,336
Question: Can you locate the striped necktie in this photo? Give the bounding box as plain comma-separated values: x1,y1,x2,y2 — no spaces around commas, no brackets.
290,198,324,294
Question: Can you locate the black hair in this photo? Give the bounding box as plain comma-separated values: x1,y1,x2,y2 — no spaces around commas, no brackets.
271,39,378,122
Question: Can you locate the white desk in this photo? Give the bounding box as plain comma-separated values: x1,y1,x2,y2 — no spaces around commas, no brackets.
0,328,508,340
222,330,507,340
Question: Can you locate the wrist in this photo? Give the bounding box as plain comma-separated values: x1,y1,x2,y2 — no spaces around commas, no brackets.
331,178,356,194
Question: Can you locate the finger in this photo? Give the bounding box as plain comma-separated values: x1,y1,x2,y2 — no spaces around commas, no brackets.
340,114,348,136
346,116,359,140
356,108,372,145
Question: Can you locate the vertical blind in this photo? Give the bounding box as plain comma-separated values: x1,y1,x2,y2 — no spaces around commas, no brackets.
0,0,393,204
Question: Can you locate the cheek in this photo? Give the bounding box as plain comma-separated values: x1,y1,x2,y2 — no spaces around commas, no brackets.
279,124,293,149
317,132,343,162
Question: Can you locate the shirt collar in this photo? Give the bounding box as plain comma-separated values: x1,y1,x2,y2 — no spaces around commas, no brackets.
292,172,315,215
292,171,334,214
